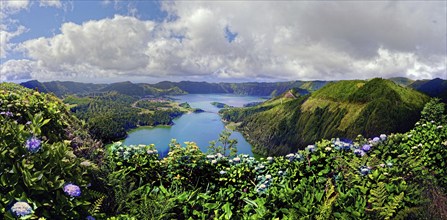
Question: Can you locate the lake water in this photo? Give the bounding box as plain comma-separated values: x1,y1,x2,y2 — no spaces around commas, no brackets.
123,94,266,157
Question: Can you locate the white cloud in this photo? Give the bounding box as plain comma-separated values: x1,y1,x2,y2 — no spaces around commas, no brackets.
39,0,62,8
3,1,446,82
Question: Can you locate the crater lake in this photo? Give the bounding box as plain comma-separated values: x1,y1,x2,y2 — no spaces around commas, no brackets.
123,94,266,156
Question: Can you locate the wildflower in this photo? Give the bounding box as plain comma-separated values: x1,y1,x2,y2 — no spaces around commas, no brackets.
63,183,81,197
211,159,217,164
359,166,370,175
25,137,41,153
233,157,240,162
354,149,365,157
362,144,371,152
10,201,33,217
265,174,272,179
219,170,226,175
306,145,316,152
380,134,387,141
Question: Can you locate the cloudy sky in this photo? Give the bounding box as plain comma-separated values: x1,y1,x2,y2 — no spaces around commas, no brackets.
0,0,446,83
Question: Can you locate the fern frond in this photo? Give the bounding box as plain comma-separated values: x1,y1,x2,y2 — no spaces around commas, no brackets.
393,206,423,220
381,192,404,220
367,182,387,211
316,179,339,220
89,195,105,214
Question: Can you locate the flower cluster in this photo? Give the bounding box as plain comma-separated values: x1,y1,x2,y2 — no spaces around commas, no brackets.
332,138,353,151
0,111,13,117
25,137,41,153
285,153,303,162
10,201,33,217
64,183,81,197
110,142,157,160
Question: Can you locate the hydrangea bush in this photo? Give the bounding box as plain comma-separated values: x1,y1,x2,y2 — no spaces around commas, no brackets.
0,84,103,219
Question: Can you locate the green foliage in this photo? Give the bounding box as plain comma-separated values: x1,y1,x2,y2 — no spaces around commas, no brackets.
67,92,184,143
0,83,101,219
3,82,447,219
208,129,238,157
221,78,429,155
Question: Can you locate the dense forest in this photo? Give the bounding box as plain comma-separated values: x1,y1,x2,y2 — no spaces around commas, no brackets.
221,78,430,155
65,92,188,143
1,82,446,219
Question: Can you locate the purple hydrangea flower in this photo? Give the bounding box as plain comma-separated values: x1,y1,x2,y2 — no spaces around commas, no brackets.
354,149,365,157
372,137,380,142
63,183,81,197
362,144,371,152
1,111,13,117
86,216,96,220
10,201,33,217
25,137,41,153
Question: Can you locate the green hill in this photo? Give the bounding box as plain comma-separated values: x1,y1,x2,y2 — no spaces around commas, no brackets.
409,78,447,102
221,78,430,155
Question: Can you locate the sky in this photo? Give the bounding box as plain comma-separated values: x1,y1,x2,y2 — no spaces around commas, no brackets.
0,0,446,83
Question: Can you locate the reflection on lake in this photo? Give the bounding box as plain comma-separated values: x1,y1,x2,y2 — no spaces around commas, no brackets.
123,94,266,156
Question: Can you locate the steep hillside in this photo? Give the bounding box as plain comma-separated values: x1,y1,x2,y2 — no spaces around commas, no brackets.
221,78,430,155
409,78,447,102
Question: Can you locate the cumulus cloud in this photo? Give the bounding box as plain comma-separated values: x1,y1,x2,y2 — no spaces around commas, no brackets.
3,1,447,82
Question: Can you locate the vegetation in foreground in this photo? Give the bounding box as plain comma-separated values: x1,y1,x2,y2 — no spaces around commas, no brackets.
1,83,447,219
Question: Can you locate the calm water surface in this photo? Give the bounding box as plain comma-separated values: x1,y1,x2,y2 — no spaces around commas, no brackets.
123,94,266,156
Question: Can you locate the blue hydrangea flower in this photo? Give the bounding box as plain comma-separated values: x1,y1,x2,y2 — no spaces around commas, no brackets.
10,201,32,217
306,145,316,152
362,144,371,152
372,137,380,142
354,149,365,156
360,166,370,175
64,183,81,197
25,137,41,153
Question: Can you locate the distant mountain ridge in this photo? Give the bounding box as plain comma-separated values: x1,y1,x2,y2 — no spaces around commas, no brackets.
20,80,330,97
221,78,430,155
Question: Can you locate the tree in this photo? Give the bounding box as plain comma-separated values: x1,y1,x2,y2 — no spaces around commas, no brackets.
208,129,238,157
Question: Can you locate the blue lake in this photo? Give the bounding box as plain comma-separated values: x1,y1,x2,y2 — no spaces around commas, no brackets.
123,94,266,157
